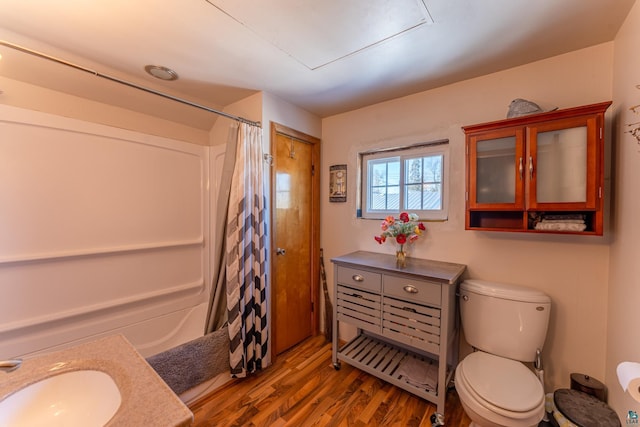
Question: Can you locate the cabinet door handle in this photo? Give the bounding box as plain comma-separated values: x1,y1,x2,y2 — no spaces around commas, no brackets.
519,157,523,180
403,285,418,294
529,156,534,179
352,274,364,282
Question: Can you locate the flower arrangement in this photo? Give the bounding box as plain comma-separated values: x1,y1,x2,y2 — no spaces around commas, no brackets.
374,212,425,267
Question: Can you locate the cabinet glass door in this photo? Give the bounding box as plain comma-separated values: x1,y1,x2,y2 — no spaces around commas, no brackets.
528,116,598,210
536,126,587,203
476,137,516,203
468,129,524,209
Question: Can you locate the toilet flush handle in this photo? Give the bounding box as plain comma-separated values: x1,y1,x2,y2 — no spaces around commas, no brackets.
535,348,543,371
461,294,469,302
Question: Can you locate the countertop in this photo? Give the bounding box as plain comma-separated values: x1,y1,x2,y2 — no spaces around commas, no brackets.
0,334,193,427
331,250,466,284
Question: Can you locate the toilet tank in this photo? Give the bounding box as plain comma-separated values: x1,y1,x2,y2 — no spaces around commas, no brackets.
459,280,551,362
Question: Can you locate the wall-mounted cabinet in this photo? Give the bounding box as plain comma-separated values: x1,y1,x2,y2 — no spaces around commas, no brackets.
463,101,611,235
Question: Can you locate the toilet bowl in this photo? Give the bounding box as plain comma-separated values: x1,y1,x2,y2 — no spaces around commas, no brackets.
456,280,551,427
455,351,545,427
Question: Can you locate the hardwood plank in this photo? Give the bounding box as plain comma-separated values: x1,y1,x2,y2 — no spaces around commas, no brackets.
189,335,472,427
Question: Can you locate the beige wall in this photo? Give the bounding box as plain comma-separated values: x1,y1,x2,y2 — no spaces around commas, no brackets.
208,92,264,147
263,91,322,140
0,76,209,145
608,0,640,420
321,43,614,392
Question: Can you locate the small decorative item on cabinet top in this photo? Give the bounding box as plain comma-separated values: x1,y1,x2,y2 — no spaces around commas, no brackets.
374,212,426,268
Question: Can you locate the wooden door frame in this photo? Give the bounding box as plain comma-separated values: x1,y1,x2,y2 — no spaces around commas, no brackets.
270,122,321,359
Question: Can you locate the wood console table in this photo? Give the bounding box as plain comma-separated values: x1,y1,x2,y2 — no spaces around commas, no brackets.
331,251,466,415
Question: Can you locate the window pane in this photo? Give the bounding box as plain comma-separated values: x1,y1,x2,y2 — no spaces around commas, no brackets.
403,155,443,210
370,187,387,210
371,163,388,186
405,158,422,184
388,185,400,210
387,161,400,186
423,183,442,210
405,184,422,209
368,158,400,211
423,155,442,183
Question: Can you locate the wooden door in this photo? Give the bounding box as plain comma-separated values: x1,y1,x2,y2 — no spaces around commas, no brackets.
271,123,320,355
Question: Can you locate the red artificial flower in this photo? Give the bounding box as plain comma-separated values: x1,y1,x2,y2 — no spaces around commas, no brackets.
395,234,407,244
418,222,426,231
399,212,410,223
374,235,386,244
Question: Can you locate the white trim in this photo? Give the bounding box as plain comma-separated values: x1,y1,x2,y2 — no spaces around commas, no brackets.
0,279,205,335
0,237,204,264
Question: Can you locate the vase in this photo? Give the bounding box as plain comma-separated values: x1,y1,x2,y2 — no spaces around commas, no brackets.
396,246,407,268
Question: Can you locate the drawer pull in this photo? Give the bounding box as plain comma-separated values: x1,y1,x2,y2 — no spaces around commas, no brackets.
352,274,365,282
403,285,419,294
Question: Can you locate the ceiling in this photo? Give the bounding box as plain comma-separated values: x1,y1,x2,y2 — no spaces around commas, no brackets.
0,0,635,129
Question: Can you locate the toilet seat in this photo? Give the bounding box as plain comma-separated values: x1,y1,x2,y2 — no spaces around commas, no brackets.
460,351,544,413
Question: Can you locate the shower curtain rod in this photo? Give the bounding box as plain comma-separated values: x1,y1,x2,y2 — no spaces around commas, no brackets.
0,40,261,128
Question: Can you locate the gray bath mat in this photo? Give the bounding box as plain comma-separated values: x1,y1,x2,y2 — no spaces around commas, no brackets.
147,326,230,395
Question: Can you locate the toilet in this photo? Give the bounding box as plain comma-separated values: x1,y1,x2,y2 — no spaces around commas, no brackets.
455,280,551,427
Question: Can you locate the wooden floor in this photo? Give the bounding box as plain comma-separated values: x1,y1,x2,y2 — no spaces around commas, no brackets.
189,335,472,427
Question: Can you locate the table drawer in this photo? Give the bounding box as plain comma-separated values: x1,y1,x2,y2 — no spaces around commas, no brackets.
383,275,441,306
382,296,441,354
336,285,381,333
337,266,381,292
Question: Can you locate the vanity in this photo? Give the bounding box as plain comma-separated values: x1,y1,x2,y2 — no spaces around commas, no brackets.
0,334,193,426
331,251,466,415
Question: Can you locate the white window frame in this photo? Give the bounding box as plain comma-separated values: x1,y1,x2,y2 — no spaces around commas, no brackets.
359,140,449,221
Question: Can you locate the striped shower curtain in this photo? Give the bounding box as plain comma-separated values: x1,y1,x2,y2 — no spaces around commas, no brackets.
225,123,268,378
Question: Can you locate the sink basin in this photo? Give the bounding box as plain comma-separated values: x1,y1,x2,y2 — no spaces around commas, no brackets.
0,369,121,427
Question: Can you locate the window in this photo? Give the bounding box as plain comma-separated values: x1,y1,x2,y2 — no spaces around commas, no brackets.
360,140,449,220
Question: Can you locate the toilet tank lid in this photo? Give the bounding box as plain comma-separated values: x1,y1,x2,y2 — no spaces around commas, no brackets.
461,280,551,303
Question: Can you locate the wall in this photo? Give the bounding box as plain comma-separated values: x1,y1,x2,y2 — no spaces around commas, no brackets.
607,0,640,421
208,92,264,147
0,97,211,359
321,43,614,392
262,92,322,141
0,76,209,145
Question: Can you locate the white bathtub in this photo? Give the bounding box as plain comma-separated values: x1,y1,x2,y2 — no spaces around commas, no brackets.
0,105,218,359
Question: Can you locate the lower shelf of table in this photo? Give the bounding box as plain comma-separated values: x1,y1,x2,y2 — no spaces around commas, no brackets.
335,333,453,405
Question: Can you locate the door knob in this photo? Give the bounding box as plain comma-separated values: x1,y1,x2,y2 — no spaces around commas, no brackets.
276,248,286,256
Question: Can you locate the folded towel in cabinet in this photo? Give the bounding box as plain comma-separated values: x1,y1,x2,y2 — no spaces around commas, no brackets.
534,222,587,232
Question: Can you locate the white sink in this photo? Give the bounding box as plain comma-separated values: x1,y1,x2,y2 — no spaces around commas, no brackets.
0,369,121,427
